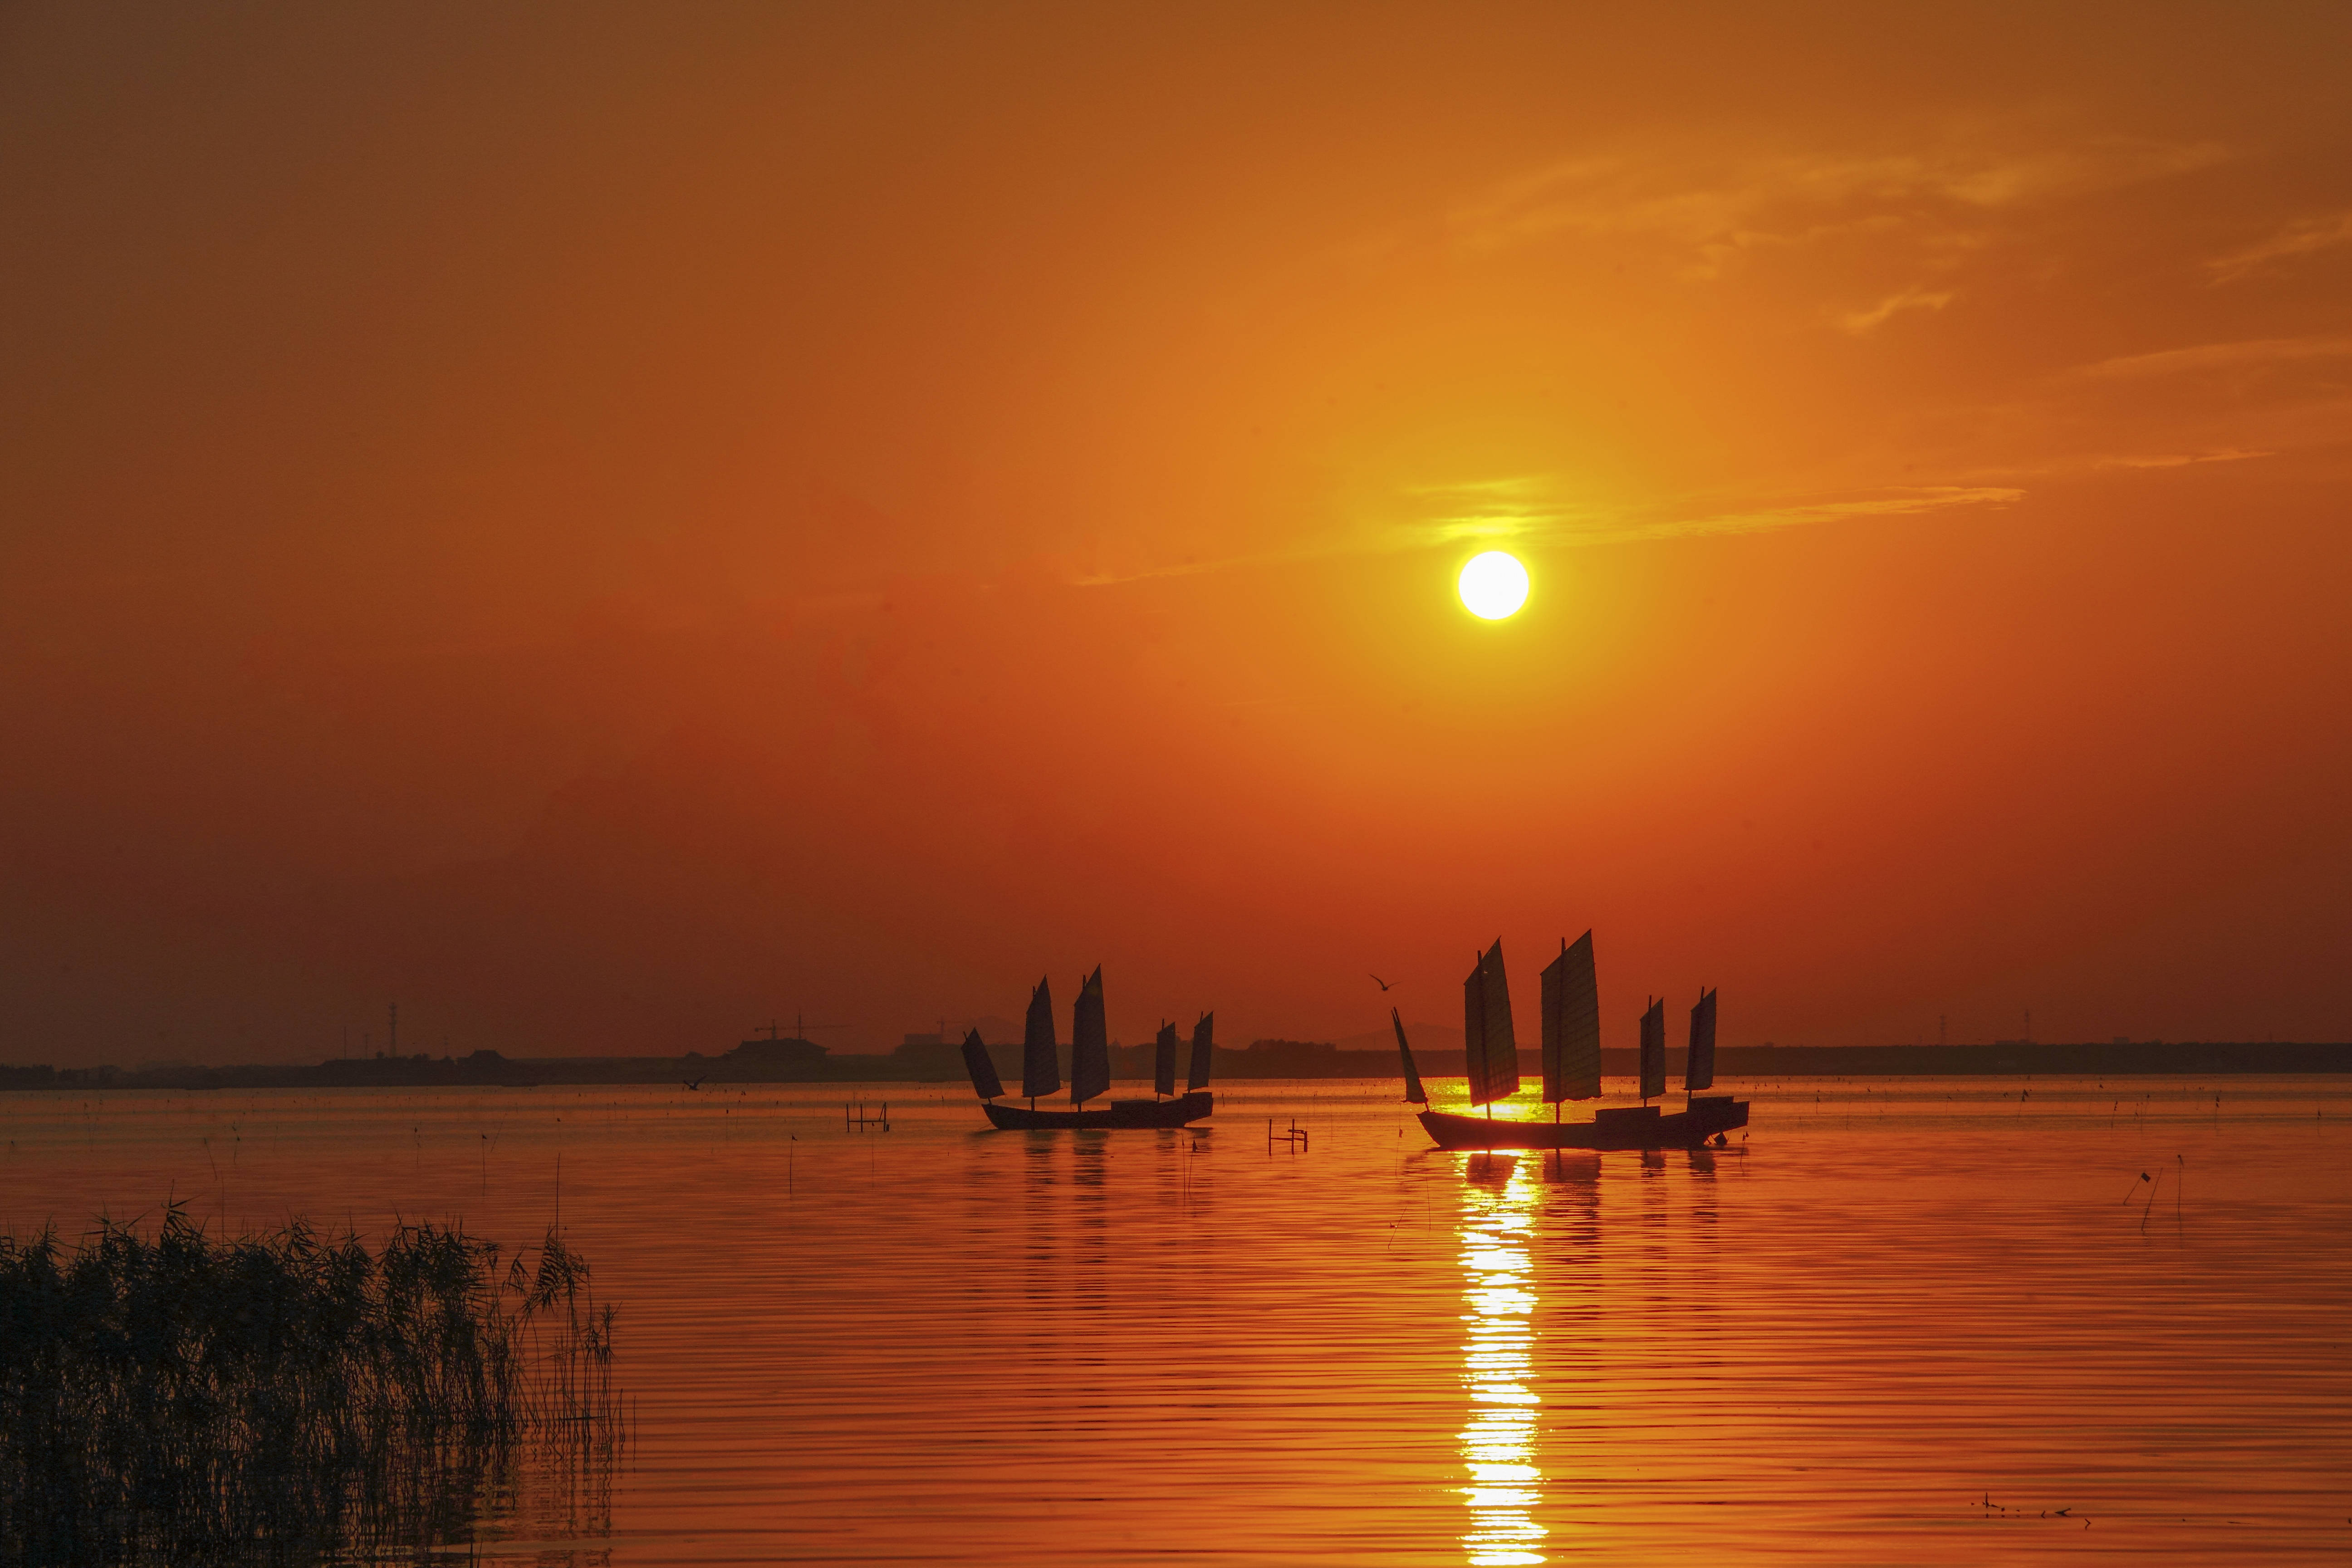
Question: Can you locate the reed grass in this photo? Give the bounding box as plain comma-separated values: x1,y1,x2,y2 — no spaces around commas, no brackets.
0,1202,622,1565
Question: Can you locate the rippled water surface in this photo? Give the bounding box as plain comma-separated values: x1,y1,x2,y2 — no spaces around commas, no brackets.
6,1074,2351,1564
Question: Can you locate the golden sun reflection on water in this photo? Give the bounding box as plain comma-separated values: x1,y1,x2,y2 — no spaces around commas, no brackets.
1458,1152,1547,1567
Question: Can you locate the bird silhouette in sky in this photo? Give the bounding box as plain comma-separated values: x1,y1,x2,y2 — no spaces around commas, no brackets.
1369,974,1395,991
683,1077,705,1091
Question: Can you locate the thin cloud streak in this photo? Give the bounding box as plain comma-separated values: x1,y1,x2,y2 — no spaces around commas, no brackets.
1075,485,2021,586
1837,285,1956,334
1449,132,2229,275
1592,486,2022,543
2069,335,2352,379
2207,211,2352,282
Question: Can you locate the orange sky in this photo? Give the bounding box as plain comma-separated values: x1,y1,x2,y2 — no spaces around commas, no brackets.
5,3,2348,1064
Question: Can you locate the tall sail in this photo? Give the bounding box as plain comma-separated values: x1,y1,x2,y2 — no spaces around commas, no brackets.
1638,996,1666,1101
1187,1012,1214,1091
1153,1021,1177,1098
960,1027,1004,1100
1462,939,1519,1106
1070,966,1111,1106
1686,987,1717,1092
1392,1006,1428,1105
1022,976,1060,1100
1539,931,1603,1103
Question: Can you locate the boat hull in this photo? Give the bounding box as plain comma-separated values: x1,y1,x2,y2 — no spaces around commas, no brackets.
982,1091,1213,1130
1418,1095,1748,1151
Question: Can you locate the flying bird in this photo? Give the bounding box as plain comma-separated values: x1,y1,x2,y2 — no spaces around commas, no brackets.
1369,974,1395,991
683,1077,704,1091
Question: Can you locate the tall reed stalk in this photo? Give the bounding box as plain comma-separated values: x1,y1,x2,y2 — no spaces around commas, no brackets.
0,1203,622,1565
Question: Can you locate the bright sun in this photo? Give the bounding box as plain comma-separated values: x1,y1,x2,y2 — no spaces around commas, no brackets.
1457,551,1529,619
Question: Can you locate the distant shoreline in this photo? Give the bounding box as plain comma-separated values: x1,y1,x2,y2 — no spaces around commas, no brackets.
4,1039,2347,1092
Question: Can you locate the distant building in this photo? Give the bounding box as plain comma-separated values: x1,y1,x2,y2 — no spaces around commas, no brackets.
727,1036,829,1073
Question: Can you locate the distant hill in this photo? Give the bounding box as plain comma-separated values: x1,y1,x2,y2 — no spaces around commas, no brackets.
1331,1021,1461,1054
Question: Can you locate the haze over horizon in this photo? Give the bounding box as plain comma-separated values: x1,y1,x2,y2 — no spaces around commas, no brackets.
5,3,2349,1067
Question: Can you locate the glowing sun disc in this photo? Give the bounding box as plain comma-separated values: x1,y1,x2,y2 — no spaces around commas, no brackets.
1458,551,1529,619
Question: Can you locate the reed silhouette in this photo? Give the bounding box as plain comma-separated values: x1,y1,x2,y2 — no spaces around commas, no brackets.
0,1202,622,1565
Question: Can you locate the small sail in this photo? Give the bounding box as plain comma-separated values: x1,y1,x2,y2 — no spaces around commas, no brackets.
1187,1012,1214,1090
1070,965,1111,1106
1686,987,1717,1092
1022,976,1060,1100
1462,939,1519,1106
960,1027,1004,1101
1154,1021,1177,1098
1392,1006,1427,1105
1539,931,1603,1103
1638,996,1666,1101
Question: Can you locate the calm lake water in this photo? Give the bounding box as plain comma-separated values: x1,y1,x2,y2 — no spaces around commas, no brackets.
5,1074,2350,1564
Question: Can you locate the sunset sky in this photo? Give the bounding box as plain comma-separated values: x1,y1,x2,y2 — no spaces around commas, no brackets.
5,3,2348,1064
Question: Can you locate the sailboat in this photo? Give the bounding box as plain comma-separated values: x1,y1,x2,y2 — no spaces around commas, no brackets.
1411,934,1749,1150
966,968,1215,1129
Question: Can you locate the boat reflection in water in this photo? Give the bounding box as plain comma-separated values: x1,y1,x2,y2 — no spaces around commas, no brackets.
1457,1152,1547,1567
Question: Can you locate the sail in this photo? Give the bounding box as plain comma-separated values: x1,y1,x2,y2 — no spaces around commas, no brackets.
1462,939,1519,1106
1153,1021,1177,1098
1539,931,1603,1103
1638,996,1666,1101
1392,1006,1427,1105
1022,976,1060,1100
1686,987,1717,1092
1187,1012,1214,1090
1070,966,1111,1106
960,1027,1004,1100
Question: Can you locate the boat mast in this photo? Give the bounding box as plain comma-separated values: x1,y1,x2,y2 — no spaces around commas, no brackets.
960,1027,1004,1102
1556,931,1603,1112
1153,1020,1177,1100
1538,934,1601,1123
1463,940,1519,1120
1022,975,1060,1112
1638,995,1666,1105
1069,966,1111,1108
1686,986,1717,1102
1392,1007,1427,1106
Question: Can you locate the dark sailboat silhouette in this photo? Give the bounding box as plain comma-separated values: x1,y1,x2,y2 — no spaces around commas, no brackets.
1638,995,1667,1102
1461,939,1518,1116
1541,931,1603,1114
1411,932,1748,1150
1021,975,1059,1105
1392,1007,1427,1106
959,1028,1002,1100
1687,986,1718,1092
1152,1021,1178,1098
965,968,1214,1129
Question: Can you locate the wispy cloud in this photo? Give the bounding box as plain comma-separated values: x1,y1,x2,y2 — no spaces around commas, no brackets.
2207,211,2352,283
1450,133,2227,277
1394,477,2021,549
1074,483,2021,587
2069,335,2352,379
2090,448,2271,470
1601,486,2022,544
1836,285,1956,334
1396,475,1592,546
